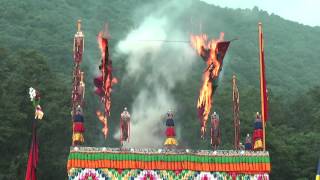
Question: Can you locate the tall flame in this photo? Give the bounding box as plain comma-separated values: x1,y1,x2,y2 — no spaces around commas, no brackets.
96,110,108,139
96,32,118,117
190,33,224,137
97,32,107,63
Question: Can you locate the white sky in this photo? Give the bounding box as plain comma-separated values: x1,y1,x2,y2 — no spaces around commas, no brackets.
200,0,320,27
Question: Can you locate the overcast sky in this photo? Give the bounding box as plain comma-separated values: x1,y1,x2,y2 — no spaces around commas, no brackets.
200,0,320,27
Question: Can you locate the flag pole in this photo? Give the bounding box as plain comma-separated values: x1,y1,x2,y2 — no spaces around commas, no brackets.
258,22,266,151
232,74,240,150
232,74,236,149
26,87,43,180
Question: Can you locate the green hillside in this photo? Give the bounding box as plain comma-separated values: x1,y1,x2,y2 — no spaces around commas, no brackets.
0,0,319,179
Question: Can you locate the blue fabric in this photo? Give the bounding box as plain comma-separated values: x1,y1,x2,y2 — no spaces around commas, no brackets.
73,114,84,122
245,143,252,150
254,121,263,129
166,118,175,126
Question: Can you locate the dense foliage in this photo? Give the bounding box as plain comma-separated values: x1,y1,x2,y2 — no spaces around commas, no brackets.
0,0,319,179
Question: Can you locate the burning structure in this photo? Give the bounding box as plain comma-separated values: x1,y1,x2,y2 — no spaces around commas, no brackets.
94,26,118,139
66,20,271,179
190,33,231,138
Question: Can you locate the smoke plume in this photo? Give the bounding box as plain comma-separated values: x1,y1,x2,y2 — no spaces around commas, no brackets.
114,1,196,148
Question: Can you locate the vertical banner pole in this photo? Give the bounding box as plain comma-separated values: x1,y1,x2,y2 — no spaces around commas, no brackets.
258,22,267,151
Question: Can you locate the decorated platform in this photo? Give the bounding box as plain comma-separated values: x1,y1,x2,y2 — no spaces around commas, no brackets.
63,21,272,180
67,147,270,179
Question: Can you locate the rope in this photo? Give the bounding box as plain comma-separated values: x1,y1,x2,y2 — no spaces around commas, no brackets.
109,38,190,43
108,37,239,44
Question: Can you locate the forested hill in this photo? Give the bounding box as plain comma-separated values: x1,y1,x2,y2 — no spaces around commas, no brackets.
0,0,320,94
0,0,319,179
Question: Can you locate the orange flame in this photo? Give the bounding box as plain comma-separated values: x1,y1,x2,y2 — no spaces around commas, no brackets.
97,32,106,62
190,33,224,136
96,110,108,139
97,31,118,116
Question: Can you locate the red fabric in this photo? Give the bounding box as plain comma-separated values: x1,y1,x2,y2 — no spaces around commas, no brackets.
253,129,263,141
216,41,230,62
25,122,38,180
259,26,268,122
104,63,112,116
94,88,104,97
197,105,205,127
94,75,103,88
73,122,85,132
99,36,113,116
166,127,176,137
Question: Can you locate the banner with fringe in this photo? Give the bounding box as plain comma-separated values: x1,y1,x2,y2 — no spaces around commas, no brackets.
68,168,269,180
67,147,271,174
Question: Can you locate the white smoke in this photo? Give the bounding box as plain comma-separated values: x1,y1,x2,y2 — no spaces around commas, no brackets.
114,1,196,148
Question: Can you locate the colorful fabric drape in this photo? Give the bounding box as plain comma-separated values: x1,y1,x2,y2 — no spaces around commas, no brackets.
253,119,263,150
164,116,178,146
73,113,85,144
69,168,269,180
71,21,86,145
25,87,42,180
67,151,271,173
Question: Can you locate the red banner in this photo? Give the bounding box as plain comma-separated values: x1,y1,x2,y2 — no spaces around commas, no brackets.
259,23,268,123
25,121,38,180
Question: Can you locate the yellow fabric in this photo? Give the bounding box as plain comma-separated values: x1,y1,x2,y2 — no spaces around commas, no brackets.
73,132,84,143
35,110,44,120
254,139,263,150
316,175,320,180
164,138,178,145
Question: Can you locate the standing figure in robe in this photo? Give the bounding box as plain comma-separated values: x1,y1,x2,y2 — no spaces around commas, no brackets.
245,133,252,150
120,107,131,145
210,112,221,150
